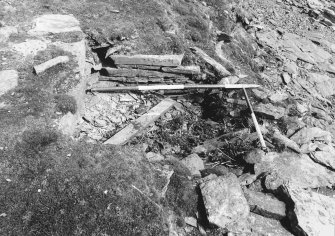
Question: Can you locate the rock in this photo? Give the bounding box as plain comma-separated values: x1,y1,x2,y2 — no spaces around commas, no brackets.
252,88,269,100
161,65,201,75
243,188,286,220
254,103,286,120
272,130,301,153
0,70,18,97
281,185,335,236
190,46,231,77
269,92,289,103
181,153,204,176
184,217,197,228
255,152,335,190
200,174,250,229
12,40,48,57
0,26,17,43
243,149,266,164
218,75,240,85
281,72,291,85
239,173,258,186
28,14,81,35
290,127,331,145
248,213,294,236
110,54,184,67
282,116,306,137
310,144,335,170
146,152,165,162
284,61,298,75
307,0,325,9
58,112,77,136
34,56,70,74
307,72,335,97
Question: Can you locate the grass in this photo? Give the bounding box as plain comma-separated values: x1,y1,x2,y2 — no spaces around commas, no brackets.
54,94,77,114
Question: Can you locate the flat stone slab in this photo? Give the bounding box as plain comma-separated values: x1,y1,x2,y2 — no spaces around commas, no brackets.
109,54,184,67
281,185,335,236
290,127,332,145
0,70,18,97
200,173,249,229
243,188,286,220
12,39,48,57
28,14,81,35
248,213,294,236
255,152,335,190
254,103,286,120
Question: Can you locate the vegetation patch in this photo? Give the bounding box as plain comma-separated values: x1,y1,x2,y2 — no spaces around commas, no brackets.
54,94,77,114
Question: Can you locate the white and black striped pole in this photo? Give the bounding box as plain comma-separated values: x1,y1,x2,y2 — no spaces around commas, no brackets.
88,84,260,93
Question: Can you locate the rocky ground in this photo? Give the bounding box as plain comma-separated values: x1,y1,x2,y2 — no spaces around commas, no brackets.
1,0,335,235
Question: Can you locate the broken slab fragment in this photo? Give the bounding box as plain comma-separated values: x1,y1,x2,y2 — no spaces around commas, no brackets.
0,70,18,97
190,46,231,77
200,173,249,229
109,54,184,67
34,56,70,74
255,152,335,190
104,98,176,145
290,127,331,145
281,185,335,236
243,188,286,220
161,65,201,75
254,103,286,120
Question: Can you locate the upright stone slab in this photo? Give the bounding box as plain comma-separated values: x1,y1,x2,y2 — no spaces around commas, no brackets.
200,173,249,229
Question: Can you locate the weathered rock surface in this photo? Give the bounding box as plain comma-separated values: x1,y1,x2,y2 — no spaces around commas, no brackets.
181,153,204,176
254,103,286,120
290,127,331,145
281,185,335,236
310,144,335,170
243,188,286,220
247,213,294,236
28,14,81,35
272,130,301,153
200,173,249,229
255,152,335,190
0,70,18,97
307,73,335,97
269,92,288,103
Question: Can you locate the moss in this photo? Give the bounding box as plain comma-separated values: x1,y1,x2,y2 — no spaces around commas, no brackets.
54,94,77,114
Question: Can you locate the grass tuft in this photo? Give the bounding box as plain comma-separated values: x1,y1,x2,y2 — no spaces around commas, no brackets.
54,94,77,114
